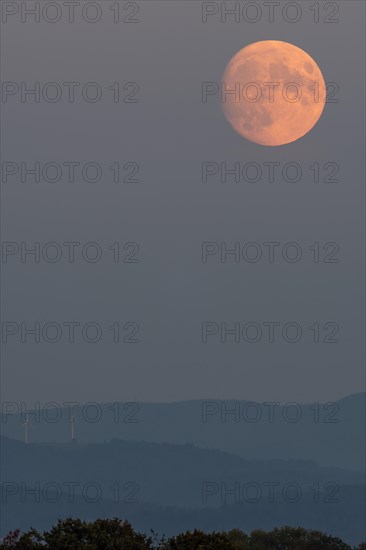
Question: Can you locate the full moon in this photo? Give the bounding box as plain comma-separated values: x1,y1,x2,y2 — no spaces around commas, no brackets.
222,41,326,146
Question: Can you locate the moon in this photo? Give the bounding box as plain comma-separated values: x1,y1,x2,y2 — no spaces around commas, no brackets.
222,41,326,146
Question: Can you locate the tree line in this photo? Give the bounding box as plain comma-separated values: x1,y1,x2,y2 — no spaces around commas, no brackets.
1,518,365,549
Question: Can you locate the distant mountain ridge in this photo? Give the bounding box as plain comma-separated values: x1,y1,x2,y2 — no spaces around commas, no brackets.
1,393,364,471
2,435,364,508
0,436,365,544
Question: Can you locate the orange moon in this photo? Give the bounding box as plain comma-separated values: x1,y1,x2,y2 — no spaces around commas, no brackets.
222,41,326,146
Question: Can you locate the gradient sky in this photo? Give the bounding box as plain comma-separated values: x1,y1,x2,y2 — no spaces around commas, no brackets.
1,0,365,404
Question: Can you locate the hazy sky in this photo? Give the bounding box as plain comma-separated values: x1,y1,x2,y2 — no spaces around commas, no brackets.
1,0,365,405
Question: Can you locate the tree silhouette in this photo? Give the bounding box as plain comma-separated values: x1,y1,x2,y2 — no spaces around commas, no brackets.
0,520,364,549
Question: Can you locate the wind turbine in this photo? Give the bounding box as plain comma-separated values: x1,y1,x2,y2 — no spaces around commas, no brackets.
22,412,32,444
70,409,77,444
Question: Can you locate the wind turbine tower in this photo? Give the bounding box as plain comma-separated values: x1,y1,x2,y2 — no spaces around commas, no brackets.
23,412,31,444
70,410,77,444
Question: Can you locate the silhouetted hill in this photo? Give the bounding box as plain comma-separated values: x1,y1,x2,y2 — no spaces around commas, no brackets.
1,393,365,471
0,437,365,544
